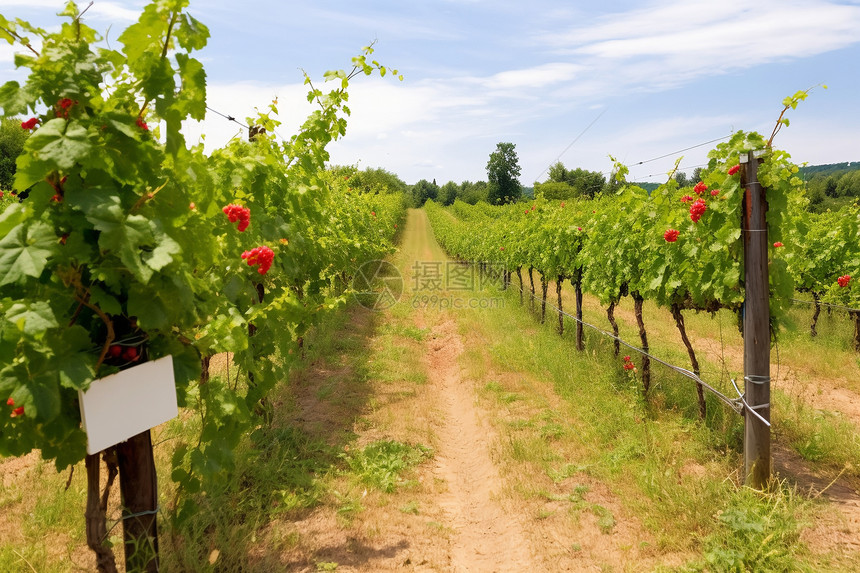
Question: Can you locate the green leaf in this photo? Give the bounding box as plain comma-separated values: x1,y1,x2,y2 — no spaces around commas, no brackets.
89,285,122,316
143,231,181,272
0,80,31,115
127,283,169,330
53,325,96,390
25,118,93,171
175,13,210,51
5,301,58,337
73,193,156,283
0,221,57,286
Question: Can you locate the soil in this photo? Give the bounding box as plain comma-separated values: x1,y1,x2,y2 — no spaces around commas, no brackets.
424,318,538,572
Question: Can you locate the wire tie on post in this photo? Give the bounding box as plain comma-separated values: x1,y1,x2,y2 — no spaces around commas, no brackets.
730,378,771,427
744,375,769,385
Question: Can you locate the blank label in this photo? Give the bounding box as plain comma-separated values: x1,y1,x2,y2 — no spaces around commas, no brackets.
78,356,178,454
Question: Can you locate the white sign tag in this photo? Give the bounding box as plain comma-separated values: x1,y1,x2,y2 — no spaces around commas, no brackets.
78,355,178,455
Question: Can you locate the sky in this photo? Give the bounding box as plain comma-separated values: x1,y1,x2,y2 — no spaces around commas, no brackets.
1,0,859,185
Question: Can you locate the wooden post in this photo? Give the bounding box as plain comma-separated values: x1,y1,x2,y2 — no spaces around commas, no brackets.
115,430,159,572
556,276,564,335
741,150,771,488
574,278,584,351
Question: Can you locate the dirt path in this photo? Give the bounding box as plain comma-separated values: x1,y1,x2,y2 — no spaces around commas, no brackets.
423,317,538,572
406,208,540,571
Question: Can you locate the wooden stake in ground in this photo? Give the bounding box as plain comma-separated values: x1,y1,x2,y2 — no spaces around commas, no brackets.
741,150,771,488
573,276,584,351
556,276,564,335
116,430,159,572
516,266,524,306
540,275,548,324
85,453,118,573
528,267,535,312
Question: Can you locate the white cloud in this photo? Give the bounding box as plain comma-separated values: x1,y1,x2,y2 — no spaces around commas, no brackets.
542,0,860,82
87,2,142,22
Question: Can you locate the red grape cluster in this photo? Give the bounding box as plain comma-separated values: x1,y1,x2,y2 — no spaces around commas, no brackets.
694,181,708,195
107,344,140,363
242,246,274,275
223,204,251,231
689,199,707,223
837,275,851,288
6,397,24,418
623,355,635,371
664,229,679,242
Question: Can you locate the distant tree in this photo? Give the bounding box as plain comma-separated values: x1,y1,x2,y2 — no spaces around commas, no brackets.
675,171,689,187
347,167,408,195
835,171,860,198
486,142,522,205
438,181,459,206
825,176,839,197
534,181,575,200
0,118,28,191
691,167,704,184
566,167,605,198
460,180,489,204
410,179,438,206
547,161,567,183
543,161,605,199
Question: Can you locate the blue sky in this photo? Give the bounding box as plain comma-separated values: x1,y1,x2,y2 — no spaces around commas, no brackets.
2,0,859,185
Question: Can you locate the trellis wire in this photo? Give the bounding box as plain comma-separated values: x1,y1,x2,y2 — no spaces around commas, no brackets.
518,284,767,423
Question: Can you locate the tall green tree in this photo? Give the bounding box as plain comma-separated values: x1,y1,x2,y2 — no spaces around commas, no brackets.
486,142,522,205
411,178,438,206
439,180,459,205
0,117,28,191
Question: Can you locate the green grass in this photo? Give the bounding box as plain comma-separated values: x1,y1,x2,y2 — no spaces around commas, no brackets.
159,298,434,571
341,440,433,493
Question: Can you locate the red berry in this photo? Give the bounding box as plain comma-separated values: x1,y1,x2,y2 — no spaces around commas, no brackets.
773,242,783,248
689,199,707,223
710,189,720,197
136,117,149,131
837,275,851,288
664,229,679,242
241,246,275,275
108,345,122,358
21,117,39,130
6,397,14,406
694,181,708,195
10,406,24,417
680,195,693,203
122,347,139,361
728,164,741,176
222,204,250,231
